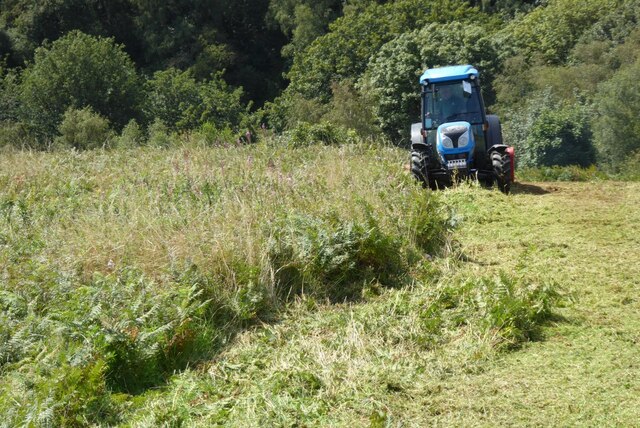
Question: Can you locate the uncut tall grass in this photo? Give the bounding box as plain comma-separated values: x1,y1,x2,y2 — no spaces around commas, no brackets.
0,141,454,425
1,142,444,282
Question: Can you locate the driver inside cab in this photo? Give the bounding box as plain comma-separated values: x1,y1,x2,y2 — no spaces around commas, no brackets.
436,85,464,123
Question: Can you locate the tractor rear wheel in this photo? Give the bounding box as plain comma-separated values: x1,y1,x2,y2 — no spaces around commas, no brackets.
491,151,511,194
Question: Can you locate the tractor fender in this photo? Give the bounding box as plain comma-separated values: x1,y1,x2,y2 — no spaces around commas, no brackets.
486,114,503,148
487,144,509,154
411,122,427,150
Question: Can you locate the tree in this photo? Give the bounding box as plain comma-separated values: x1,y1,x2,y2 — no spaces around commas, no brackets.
365,22,499,142
267,0,343,58
286,0,480,103
144,68,247,131
594,57,640,168
504,90,596,168
20,31,142,138
498,0,617,64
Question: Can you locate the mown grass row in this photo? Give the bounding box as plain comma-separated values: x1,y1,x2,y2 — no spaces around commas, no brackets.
0,142,561,426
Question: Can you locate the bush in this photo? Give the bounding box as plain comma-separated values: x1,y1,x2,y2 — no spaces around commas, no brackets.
115,119,145,148
517,165,608,182
322,80,380,140
594,57,640,169
196,122,238,146
425,272,560,349
144,68,247,132
504,91,596,168
268,214,405,302
147,119,173,148
20,31,141,140
0,121,33,148
282,121,358,147
54,107,114,150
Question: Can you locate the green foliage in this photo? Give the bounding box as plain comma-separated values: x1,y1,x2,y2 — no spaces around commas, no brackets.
594,57,640,168
55,107,114,150
365,21,499,142
281,121,358,147
499,0,616,64
422,271,560,348
0,142,456,424
517,165,608,182
0,64,20,123
196,122,239,146
505,91,595,168
268,213,406,301
268,0,343,58
147,119,172,147
286,0,480,102
144,68,247,132
116,119,145,148
322,80,380,139
19,30,141,140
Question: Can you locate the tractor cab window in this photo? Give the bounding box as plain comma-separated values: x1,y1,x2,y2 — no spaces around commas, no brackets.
423,81,483,129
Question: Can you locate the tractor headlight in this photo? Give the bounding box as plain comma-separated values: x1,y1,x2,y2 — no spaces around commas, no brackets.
458,132,469,147
441,136,453,148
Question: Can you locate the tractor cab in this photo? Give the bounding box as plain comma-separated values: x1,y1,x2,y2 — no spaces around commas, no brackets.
410,65,514,193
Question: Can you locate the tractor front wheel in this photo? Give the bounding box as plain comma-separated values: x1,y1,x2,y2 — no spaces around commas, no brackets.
411,151,429,187
491,151,511,194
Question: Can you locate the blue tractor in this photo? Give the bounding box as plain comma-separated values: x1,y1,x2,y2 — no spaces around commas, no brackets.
410,65,514,193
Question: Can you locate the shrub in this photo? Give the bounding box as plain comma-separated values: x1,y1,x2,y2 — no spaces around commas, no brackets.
282,121,358,147
20,31,141,140
144,68,247,132
517,165,608,182
147,119,172,147
425,272,560,349
0,121,33,148
267,213,405,302
504,90,596,168
54,107,114,150
594,57,640,169
116,119,145,148
196,122,238,146
322,80,380,140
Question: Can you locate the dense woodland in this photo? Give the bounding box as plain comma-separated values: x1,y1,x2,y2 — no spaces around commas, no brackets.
1,0,640,170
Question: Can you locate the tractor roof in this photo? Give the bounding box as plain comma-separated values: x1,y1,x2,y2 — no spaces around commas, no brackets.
419,64,479,85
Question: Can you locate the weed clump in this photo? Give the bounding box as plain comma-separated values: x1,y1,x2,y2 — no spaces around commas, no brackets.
268,213,405,302
424,272,561,349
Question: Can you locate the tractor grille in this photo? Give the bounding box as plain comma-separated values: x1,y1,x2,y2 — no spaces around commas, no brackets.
444,153,468,161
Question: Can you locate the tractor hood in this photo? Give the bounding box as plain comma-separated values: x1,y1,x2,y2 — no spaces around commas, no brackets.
436,122,475,153
436,121,476,169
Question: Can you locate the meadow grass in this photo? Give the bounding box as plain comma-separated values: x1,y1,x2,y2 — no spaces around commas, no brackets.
4,141,628,426
1,141,455,425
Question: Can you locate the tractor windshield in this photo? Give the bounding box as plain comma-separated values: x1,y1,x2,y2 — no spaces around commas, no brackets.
423,81,483,129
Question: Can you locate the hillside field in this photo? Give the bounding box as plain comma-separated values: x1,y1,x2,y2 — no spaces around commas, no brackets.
1,143,639,426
